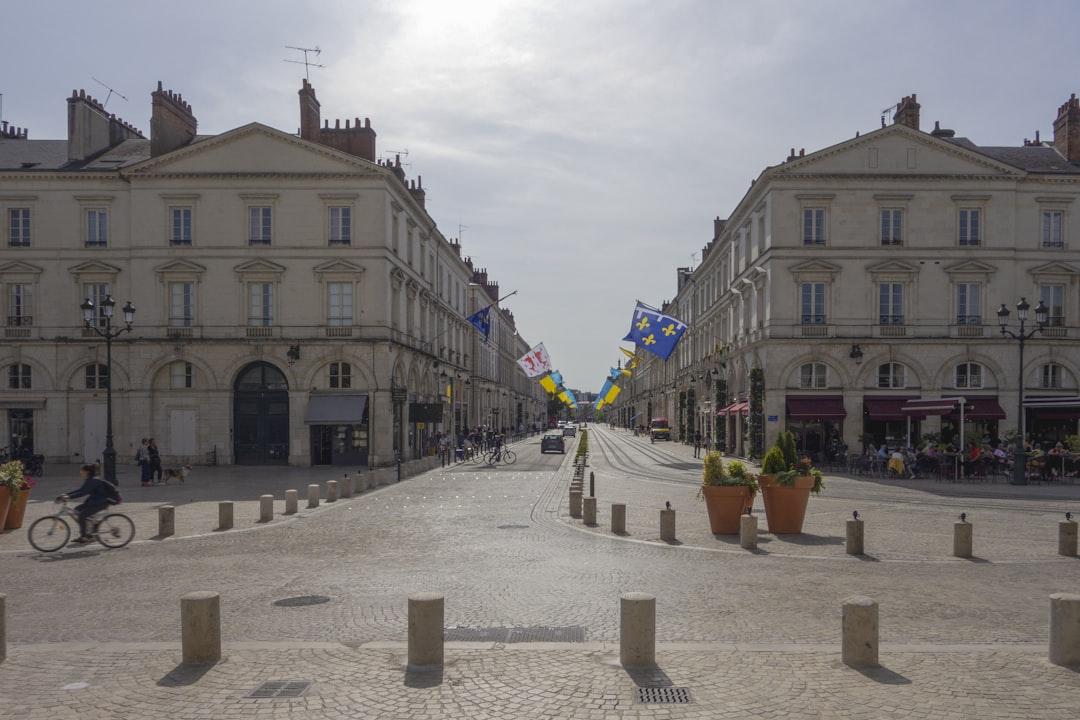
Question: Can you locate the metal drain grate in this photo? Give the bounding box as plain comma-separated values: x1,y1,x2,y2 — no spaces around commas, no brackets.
273,595,330,607
247,681,312,699
444,626,586,643
496,524,530,530
636,687,692,704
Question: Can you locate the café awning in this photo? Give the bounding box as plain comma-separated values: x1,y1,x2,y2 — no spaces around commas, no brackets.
863,396,922,421
786,395,846,421
717,401,749,416
1025,396,1080,421
900,397,1006,420
304,393,368,424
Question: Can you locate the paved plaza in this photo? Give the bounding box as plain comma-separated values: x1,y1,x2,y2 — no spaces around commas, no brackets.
2,426,1079,718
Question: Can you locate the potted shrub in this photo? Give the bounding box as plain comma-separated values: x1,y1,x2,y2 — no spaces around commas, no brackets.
2,461,35,531
762,453,825,534
0,460,22,530
700,453,758,534
757,444,787,517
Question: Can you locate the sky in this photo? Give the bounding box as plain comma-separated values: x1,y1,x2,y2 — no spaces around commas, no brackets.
3,0,1079,392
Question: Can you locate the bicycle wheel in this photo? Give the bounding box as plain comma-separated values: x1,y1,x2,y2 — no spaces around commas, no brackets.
28,515,71,552
502,449,517,465
96,513,135,549
485,451,498,466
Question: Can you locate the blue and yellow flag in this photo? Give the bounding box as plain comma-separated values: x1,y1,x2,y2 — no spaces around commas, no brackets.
539,374,557,394
623,302,687,360
550,370,564,387
603,384,621,404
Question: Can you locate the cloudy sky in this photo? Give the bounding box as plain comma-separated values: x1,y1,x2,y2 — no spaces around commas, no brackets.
3,0,1078,392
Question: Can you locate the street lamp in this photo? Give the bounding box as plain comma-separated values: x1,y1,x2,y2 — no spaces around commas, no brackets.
997,297,1048,486
81,295,135,483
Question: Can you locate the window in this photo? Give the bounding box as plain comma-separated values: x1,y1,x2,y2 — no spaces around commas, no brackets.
7,363,31,389
85,363,109,389
799,362,827,389
8,208,30,247
800,282,826,324
880,208,902,245
878,283,904,324
248,283,273,326
802,208,825,245
170,361,193,389
955,283,981,324
169,282,195,327
327,282,353,326
1040,284,1065,327
877,363,906,389
6,283,32,326
86,209,109,247
392,213,400,254
1042,210,1064,248
1041,363,1063,389
407,229,415,265
170,207,192,245
83,283,110,328
955,362,983,389
329,361,351,389
958,208,981,246
248,207,272,245
329,207,351,245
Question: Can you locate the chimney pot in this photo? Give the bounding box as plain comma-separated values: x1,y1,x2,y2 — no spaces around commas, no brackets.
1053,92,1080,162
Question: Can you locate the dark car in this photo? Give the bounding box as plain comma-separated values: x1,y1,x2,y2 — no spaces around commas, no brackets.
541,432,566,454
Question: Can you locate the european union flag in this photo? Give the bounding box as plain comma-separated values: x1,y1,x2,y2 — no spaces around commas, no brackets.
467,306,491,340
623,302,687,360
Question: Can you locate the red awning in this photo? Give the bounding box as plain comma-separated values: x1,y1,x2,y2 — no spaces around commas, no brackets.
1025,397,1080,421
718,401,749,416
863,396,922,421
1033,409,1080,421
786,395,846,421
945,397,1006,421
901,398,960,416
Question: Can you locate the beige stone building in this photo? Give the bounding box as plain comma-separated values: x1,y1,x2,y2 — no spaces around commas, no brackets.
0,80,544,468
612,94,1080,459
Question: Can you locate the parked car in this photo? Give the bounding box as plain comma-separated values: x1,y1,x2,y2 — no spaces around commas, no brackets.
649,417,671,441
541,432,566,454
562,425,577,437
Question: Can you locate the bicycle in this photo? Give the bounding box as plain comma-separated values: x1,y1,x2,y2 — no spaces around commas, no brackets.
27,500,135,553
484,446,517,466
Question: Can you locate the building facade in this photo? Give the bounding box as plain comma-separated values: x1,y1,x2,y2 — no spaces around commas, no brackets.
0,81,544,468
612,94,1080,458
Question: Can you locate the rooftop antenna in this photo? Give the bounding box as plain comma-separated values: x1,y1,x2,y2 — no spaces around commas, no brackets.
880,101,896,128
458,223,469,242
284,45,326,80
383,148,411,168
91,77,128,107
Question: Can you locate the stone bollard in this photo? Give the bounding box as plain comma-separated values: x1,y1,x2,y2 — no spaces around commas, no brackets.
583,496,597,526
953,519,973,558
611,503,627,534
660,509,676,542
620,593,656,668
740,513,757,550
842,595,879,668
569,491,583,519
285,489,298,515
181,591,221,665
308,484,320,509
259,494,273,523
158,505,175,538
0,592,5,664
1049,592,1080,666
327,480,339,503
846,518,865,556
1059,520,1078,557
341,474,354,499
218,501,234,530
407,593,444,668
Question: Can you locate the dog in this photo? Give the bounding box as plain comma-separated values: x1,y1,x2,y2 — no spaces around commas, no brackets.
160,465,192,484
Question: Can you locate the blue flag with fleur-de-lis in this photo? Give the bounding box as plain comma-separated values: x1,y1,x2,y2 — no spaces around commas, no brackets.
622,302,687,360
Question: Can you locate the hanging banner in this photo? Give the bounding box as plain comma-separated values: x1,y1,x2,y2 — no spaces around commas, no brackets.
517,343,553,378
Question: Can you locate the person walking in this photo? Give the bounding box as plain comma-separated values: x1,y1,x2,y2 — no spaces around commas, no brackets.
148,438,163,484
693,430,702,458
135,438,151,487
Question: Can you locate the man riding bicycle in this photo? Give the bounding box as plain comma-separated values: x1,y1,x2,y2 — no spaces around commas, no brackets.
57,463,119,544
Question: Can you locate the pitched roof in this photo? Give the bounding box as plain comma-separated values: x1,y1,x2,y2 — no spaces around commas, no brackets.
943,137,1080,174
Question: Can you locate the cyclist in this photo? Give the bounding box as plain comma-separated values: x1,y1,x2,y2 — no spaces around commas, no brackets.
57,464,119,544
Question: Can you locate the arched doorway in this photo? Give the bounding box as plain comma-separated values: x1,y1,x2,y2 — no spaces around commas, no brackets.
233,362,289,465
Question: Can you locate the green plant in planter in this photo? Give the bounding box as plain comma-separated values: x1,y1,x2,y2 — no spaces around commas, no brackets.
778,431,798,469
701,452,727,486
761,446,787,475
724,459,758,494
775,457,825,494
1066,434,1080,453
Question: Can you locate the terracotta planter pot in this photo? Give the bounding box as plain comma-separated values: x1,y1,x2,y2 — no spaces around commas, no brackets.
761,475,815,534
757,474,777,518
0,486,10,530
4,487,30,530
701,484,754,534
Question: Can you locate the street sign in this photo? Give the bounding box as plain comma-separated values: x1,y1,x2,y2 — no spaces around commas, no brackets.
767,415,778,422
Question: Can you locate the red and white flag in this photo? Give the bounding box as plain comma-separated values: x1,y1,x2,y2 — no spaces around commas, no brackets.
517,343,552,378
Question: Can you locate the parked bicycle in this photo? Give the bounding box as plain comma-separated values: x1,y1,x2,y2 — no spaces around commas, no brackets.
484,445,517,466
27,500,135,553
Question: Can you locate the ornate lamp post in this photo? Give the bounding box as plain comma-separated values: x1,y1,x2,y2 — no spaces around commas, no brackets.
80,295,135,483
997,297,1048,486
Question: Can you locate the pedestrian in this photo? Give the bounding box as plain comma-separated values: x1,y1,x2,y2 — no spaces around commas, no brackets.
693,430,702,458
135,438,151,486
148,438,163,483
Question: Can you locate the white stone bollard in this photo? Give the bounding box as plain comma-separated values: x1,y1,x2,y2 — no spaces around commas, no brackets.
327,480,339,503
842,595,879,668
259,494,273,523
620,593,656,668
181,591,221,665
1049,592,1080,666
846,518,865,556
0,593,6,664
611,503,626,534
285,489,298,515
407,593,444,668
218,502,234,530
341,474,354,499
583,496,597,526
569,491,582,519
740,513,757,550
1059,521,1078,557
308,484,320,509
158,505,175,538
660,509,676,542
953,520,973,558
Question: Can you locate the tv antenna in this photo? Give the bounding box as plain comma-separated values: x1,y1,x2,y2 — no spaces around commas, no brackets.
383,148,411,167
284,45,326,79
91,77,128,107
458,223,469,241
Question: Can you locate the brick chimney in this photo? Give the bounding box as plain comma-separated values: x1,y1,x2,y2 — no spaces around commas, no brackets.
1053,93,1080,162
0,122,28,139
151,81,197,157
67,89,143,162
298,78,321,142
893,94,920,131
298,80,376,161
409,176,427,208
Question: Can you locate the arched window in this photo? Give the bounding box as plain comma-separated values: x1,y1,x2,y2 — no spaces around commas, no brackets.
170,361,194,389
877,363,906,389
329,362,351,389
7,363,31,389
1040,363,1064,389
799,362,827,389
85,363,109,389
954,362,982,389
